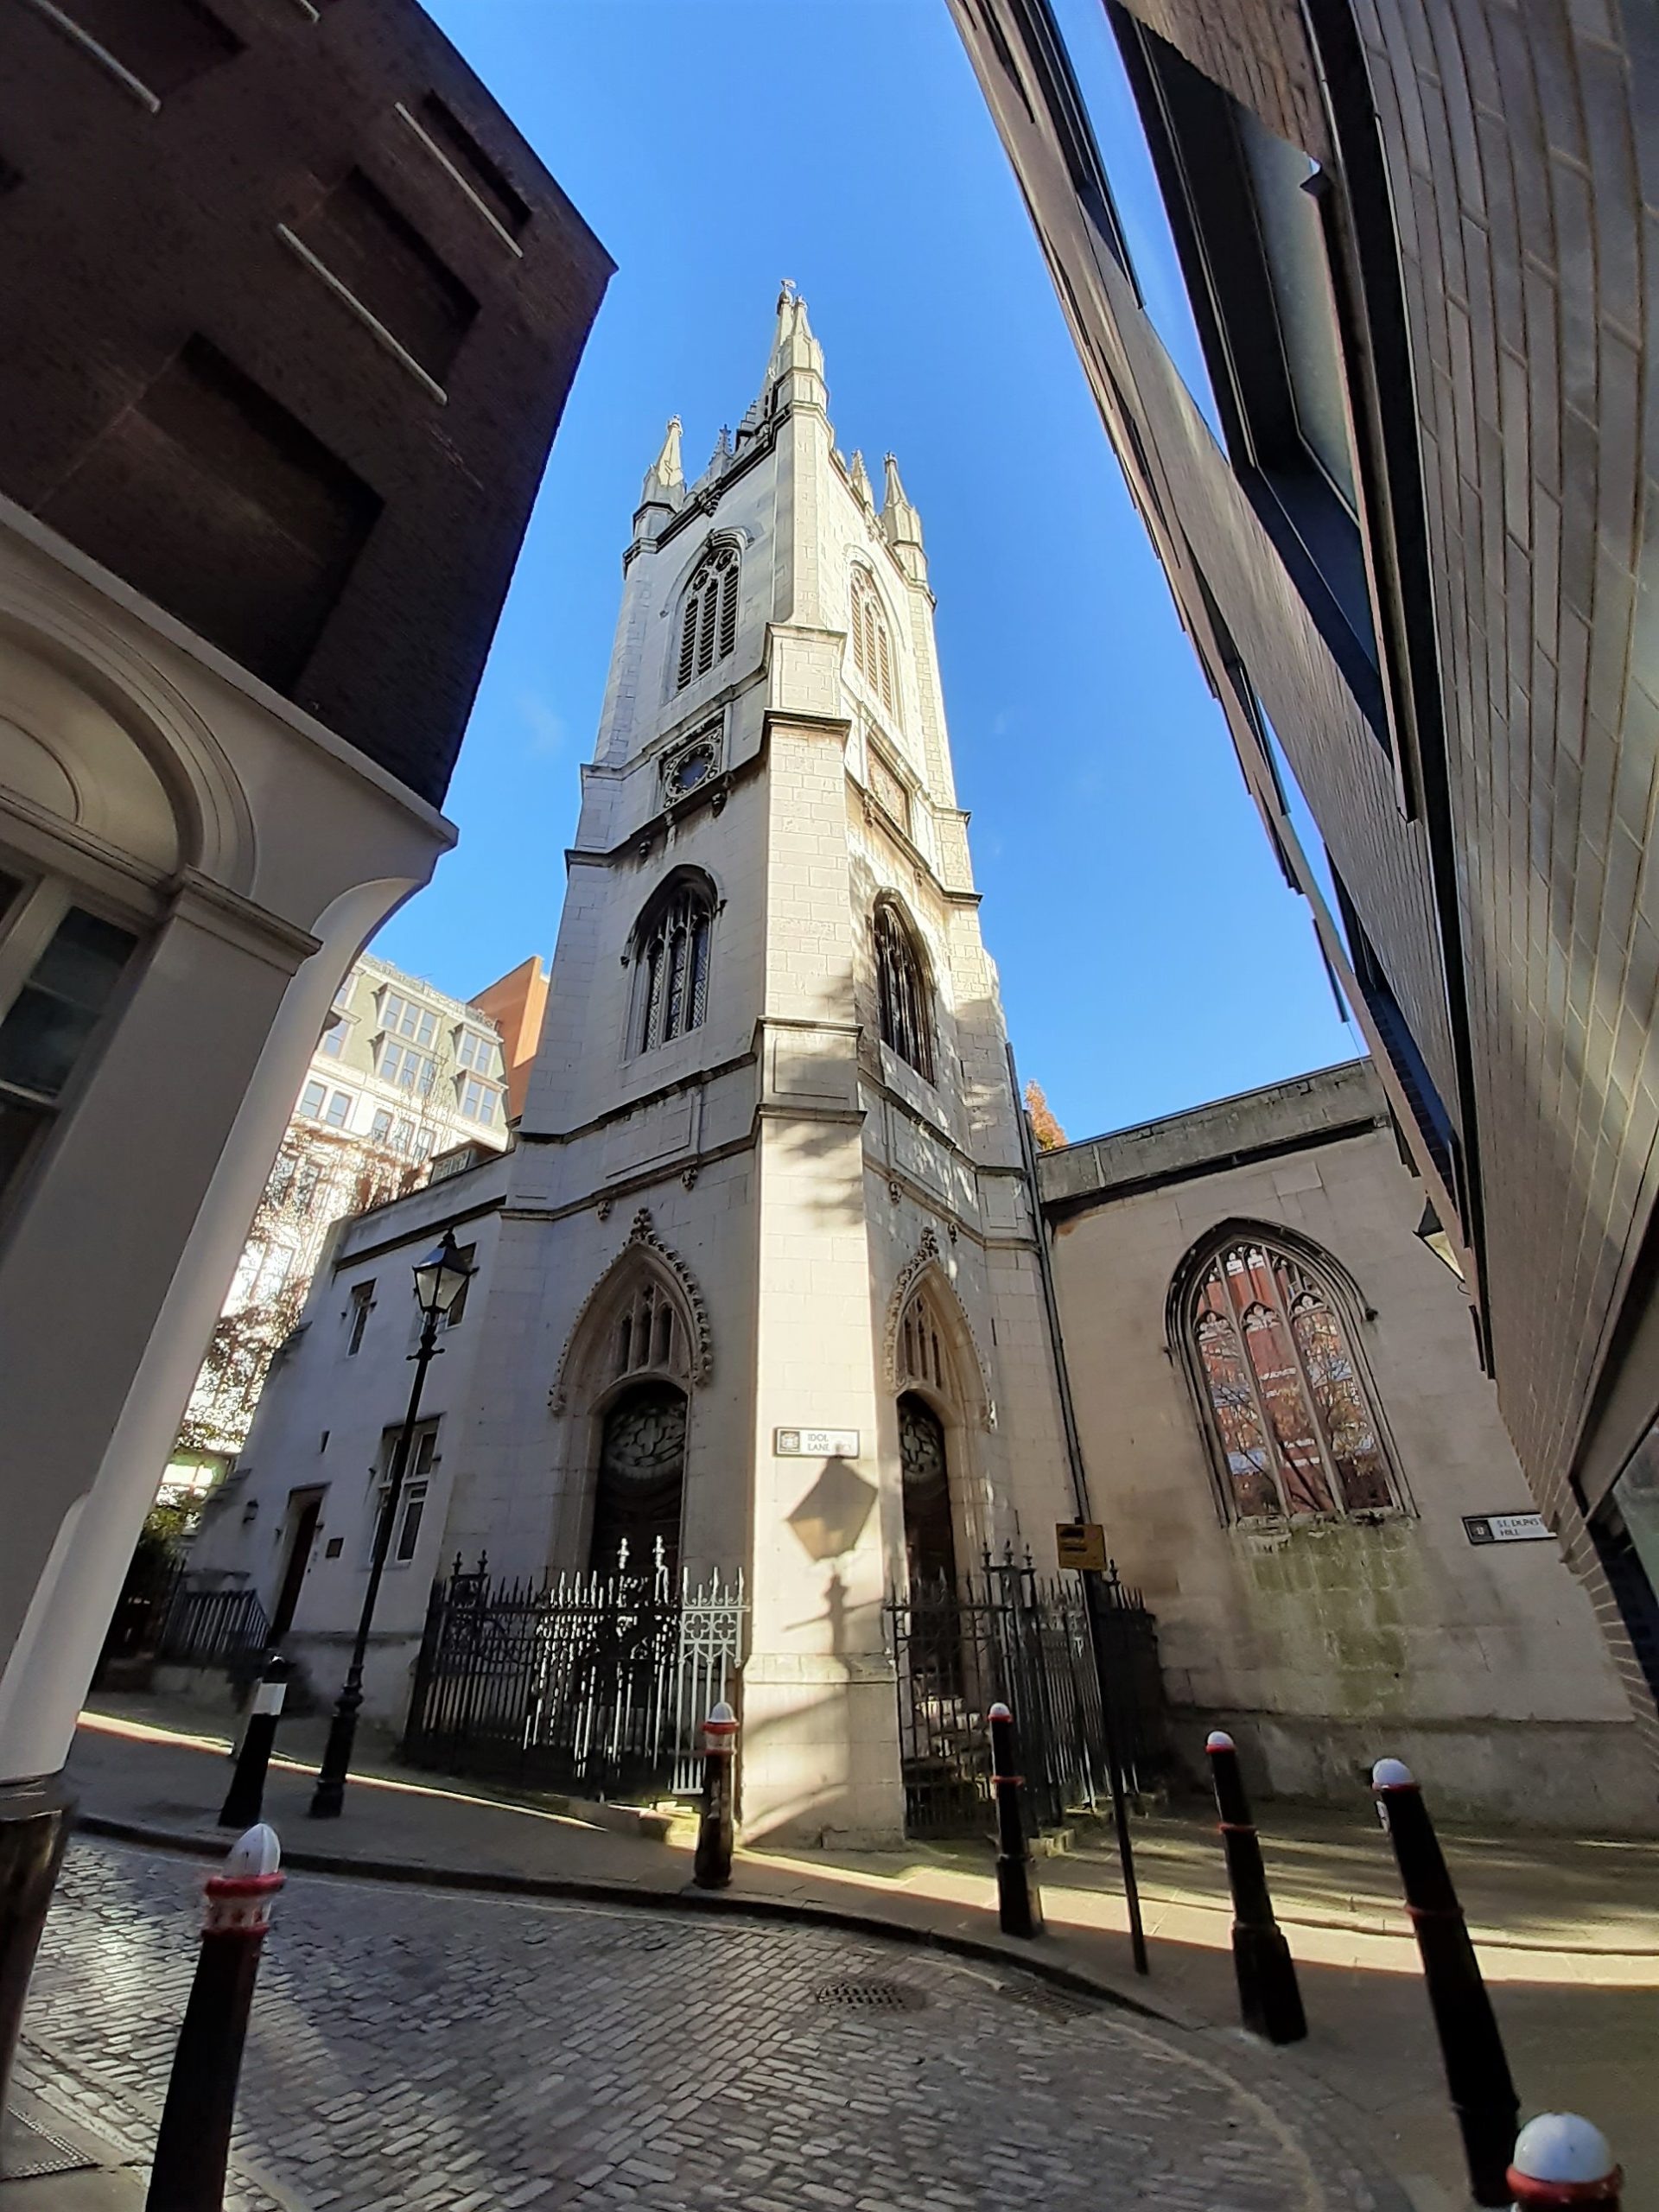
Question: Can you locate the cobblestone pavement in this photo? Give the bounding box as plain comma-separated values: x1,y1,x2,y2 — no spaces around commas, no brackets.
26,1840,1404,2212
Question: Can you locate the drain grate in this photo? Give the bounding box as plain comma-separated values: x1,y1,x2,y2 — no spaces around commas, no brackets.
812,1979,929,2012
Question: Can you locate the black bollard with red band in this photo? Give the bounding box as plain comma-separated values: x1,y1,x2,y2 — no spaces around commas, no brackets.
1372,1758,1520,2207
1205,1731,1306,2044
693,1700,738,1890
146,1824,283,2212
1507,2113,1621,2209
988,1701,1043,1940
218,1654,290,1830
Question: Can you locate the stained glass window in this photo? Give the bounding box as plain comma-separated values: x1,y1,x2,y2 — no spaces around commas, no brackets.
1190,1239,1397,1520
634,878,713,1052
874,903,933,1084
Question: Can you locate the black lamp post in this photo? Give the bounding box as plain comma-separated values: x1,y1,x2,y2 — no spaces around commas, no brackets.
308,1230,473,1819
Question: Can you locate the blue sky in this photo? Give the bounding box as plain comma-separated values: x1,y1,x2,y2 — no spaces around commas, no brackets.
383,0,1358,1143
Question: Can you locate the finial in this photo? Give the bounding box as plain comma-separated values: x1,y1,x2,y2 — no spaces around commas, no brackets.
849,448,874,510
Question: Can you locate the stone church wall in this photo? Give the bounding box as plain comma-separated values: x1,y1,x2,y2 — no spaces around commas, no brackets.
1042,1062,1654,1831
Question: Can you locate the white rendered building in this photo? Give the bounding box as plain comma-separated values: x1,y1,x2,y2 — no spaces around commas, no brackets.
194,294,1079,1844
165,952,513,1492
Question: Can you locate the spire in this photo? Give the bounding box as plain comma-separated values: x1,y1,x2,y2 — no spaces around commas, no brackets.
849,449,875,512
880,452,926,581
632,416,684,553
761,280,826,413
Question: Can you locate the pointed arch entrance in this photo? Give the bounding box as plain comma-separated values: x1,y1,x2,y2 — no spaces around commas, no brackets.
591,1381,687,1579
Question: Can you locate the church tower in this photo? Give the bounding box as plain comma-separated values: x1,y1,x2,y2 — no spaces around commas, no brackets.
447,292,1077,1843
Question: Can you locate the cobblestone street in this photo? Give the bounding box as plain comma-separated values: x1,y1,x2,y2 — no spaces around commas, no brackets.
21,1840,1402,2212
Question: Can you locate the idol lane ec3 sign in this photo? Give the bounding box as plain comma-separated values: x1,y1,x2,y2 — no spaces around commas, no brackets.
775,1427,860,1459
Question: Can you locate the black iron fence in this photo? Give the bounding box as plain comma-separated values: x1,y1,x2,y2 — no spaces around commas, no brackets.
157,1581,272,1669
886,1549,1168,1837
403,1554,747,1802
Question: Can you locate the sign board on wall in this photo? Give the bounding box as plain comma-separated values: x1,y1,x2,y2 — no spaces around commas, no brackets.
1462,1512,1552,1545
1056,1520,1109,1572
775,1427,860,1459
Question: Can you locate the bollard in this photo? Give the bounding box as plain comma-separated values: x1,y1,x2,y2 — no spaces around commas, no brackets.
1372,1758,1519,2207
692,1700,738,1890
1508,2113,1621,2209
147,1825,283,2212
218,1654,290,1829
988,1701,1044,1939
1205,1731,1306,2044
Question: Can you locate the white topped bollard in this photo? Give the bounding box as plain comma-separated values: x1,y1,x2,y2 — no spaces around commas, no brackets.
146,1825,284,2211
1508,2114,1621,2209
693,1700,739,1890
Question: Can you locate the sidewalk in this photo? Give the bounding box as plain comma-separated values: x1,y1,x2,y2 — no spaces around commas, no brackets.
53,1695,1659,2211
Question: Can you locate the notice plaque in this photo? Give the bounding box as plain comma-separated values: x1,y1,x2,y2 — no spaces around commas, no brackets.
775,1427,860,1459
1056,1520,1109,1573
1463,1512,1551,1546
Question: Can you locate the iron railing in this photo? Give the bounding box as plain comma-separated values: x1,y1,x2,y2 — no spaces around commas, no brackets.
156,1580,272,1669
886,1548,1168,1837
404,1549,747,1802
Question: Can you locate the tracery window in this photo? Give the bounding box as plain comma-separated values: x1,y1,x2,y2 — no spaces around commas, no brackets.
874,902,933,1083
676,542,740,690
611,1273,683,1382
632,877,713,1053
1187,1236,1398,1521
850,570,895,714
898,1287,946,1394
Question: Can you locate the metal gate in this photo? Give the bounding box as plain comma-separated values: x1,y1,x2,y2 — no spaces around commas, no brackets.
886,1548,1166,1836
403,1553,746,1801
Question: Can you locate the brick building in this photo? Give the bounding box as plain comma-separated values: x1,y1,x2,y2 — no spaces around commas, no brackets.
947,0,1659,1763
0,0,608,2089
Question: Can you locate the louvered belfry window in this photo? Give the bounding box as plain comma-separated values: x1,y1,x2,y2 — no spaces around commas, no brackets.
874,902,933,1082
851,571,894,713
677,543,740,690
636,879,713,1052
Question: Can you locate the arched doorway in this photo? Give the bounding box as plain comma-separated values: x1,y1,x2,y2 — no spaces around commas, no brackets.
590,1380,687,1580
899,1391,957,1589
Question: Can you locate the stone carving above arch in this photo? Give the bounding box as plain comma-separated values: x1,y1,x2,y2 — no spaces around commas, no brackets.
882,1227,997,1431
549,1207,712,1414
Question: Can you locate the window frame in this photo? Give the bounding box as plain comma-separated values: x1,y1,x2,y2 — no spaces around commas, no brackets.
1112,16,1390,746
674,540,741,693
346,1279,376,1356
1173,1224,1408,1527
370,1420,438,1565
628,872,715,1058
873,899,936,1086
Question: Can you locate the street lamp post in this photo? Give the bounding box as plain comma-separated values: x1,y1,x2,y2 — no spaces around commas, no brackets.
308,1230,473,1820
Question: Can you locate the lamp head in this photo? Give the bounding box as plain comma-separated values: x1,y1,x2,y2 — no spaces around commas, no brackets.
413,1230,472,1319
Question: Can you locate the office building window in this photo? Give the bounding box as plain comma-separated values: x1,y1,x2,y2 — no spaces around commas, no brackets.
299,1079,327,1118
381,993,437,1049
322,1089,353,1129
0,895,137,1200
459,1077,497,1126
456,1028,496,1074
378,1041,435,1093
370,1109,393,1144
320,1020,346,1058
1116,22,1382,729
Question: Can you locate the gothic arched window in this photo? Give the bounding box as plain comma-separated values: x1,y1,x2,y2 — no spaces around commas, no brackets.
850,570,895,715
590,1380,686,1580
1183,1234,1401,1522
874,901,933,1083
632,875,713,1052
677,542,740,690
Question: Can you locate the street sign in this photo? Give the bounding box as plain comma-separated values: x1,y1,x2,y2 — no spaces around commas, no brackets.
1462,1511,1551,1545
1056,1520,1109,1572
775,1427,860,1459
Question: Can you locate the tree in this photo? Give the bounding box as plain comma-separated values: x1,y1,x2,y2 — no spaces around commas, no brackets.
1024,1080,1066,1152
